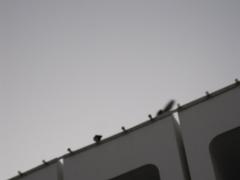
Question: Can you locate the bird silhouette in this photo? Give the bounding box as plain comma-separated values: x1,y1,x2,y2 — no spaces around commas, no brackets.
163,100,175,112
121,126,127,132
93,135,102,143
42,160,48,165
67,148,73,153
18,171,23,176
156,100,175,117
156,110,163,116
148,114,154,121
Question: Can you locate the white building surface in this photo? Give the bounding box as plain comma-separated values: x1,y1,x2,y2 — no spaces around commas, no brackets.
9,81,240,180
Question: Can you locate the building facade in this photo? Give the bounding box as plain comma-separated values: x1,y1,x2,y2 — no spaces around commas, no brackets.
9,81,240,180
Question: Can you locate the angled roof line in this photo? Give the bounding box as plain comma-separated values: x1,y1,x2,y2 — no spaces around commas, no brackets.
60,80,240,159
8,79,240,180
8,108,173,180
8,158,59,180
174,80,240,112
61,111,173,159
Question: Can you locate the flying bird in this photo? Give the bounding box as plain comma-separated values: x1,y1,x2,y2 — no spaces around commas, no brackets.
163,100,175,112
156,110,163,116
156,100,175,117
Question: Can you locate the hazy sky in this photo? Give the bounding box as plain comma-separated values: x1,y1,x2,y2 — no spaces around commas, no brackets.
1,0,240,179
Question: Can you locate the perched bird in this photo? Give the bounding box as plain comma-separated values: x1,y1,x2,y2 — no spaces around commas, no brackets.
148,114,154,121
121,126,127,132
42,160,48,165
67,148,73,153
156,100,175,117
18,171,23,176
42,160,48,164
93,135,102,143
235,78,239,84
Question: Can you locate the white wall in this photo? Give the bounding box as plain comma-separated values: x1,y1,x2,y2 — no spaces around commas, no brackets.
8,84,240,180
63,115,185,180
11,163,59,180
179,85,240,180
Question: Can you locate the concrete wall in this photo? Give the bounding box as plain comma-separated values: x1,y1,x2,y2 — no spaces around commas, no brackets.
11,163,59,180
62,116,186,180
8,83,240,180
179,85,240,180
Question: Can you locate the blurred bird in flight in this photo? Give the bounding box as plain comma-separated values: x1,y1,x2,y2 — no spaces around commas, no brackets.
156,100,175,117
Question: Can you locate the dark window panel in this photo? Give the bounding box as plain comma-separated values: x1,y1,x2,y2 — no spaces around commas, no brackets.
109,164,160,180
210,127,240,180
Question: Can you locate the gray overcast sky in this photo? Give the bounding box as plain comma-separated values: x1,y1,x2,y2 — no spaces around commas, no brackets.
1,0,240,179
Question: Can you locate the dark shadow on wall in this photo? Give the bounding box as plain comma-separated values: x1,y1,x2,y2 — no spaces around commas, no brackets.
209,127,240,180
109,164,160,180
